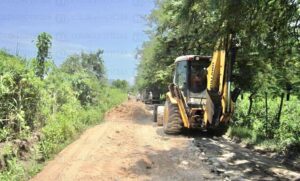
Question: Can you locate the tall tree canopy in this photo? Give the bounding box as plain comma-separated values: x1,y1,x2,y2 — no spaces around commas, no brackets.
136,0,300,96
61,50,106,81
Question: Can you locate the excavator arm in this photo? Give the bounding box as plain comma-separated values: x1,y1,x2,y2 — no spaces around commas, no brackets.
204,35,240,127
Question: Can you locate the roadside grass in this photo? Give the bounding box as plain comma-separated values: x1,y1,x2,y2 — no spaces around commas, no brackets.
229,93,300,154
227,126,280,151
0,49,128,181
0,89,126,181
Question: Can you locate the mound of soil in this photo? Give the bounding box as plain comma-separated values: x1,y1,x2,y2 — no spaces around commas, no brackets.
105,101,151,122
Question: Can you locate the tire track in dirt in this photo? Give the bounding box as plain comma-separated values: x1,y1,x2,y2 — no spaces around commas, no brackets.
31,101,219,181
31,101,300,181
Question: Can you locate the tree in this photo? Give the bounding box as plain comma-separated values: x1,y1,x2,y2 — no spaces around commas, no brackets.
36,32,52,79
136,0,300,95
61,50,105,81
111,79,129,91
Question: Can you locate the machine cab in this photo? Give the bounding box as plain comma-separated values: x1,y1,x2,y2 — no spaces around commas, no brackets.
173,55,211,106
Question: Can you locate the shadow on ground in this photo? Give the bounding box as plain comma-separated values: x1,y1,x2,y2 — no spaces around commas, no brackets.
126,146,221,181
135,103,300,180
148,128,299,180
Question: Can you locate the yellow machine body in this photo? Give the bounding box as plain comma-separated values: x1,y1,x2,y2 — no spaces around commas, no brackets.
162,37,239,132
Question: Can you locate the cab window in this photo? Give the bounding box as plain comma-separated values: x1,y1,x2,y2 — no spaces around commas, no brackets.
189,61,209,94
174,61,187,88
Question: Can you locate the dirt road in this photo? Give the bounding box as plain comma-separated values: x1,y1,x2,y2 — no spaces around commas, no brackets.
32,101,300,181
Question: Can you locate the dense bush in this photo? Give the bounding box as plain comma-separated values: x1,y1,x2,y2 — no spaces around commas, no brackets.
231,93,300,151
0,51,42,141
276,97,300,149
0,50,126,180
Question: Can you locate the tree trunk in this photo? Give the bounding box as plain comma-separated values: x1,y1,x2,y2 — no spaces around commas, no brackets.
247,92,256,115
277,93,284,126
264,92,269,137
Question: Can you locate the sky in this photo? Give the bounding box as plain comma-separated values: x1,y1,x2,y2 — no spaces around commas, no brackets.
0,0,155,84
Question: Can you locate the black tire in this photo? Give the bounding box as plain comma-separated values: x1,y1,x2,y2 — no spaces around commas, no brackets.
153,105,158,122
157,103,166,126
163,100,183,134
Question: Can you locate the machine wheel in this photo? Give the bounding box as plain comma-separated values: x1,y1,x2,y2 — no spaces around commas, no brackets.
153,105,158,122
157,105,163,126
163,100,183,134
154,104,164,126
157,102,167,126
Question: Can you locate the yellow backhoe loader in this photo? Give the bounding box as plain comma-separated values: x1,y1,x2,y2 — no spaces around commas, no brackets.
155,35,240,135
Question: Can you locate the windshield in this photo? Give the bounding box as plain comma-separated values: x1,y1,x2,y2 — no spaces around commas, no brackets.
189,61,209,97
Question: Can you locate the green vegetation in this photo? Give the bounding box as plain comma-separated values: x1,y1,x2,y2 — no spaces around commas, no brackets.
111,79,130,92
36,32,52,79
136,0,300,152
230,94,300,152
0,33,126,180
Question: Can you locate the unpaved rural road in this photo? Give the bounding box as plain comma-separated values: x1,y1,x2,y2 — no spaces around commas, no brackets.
32,101,300,181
